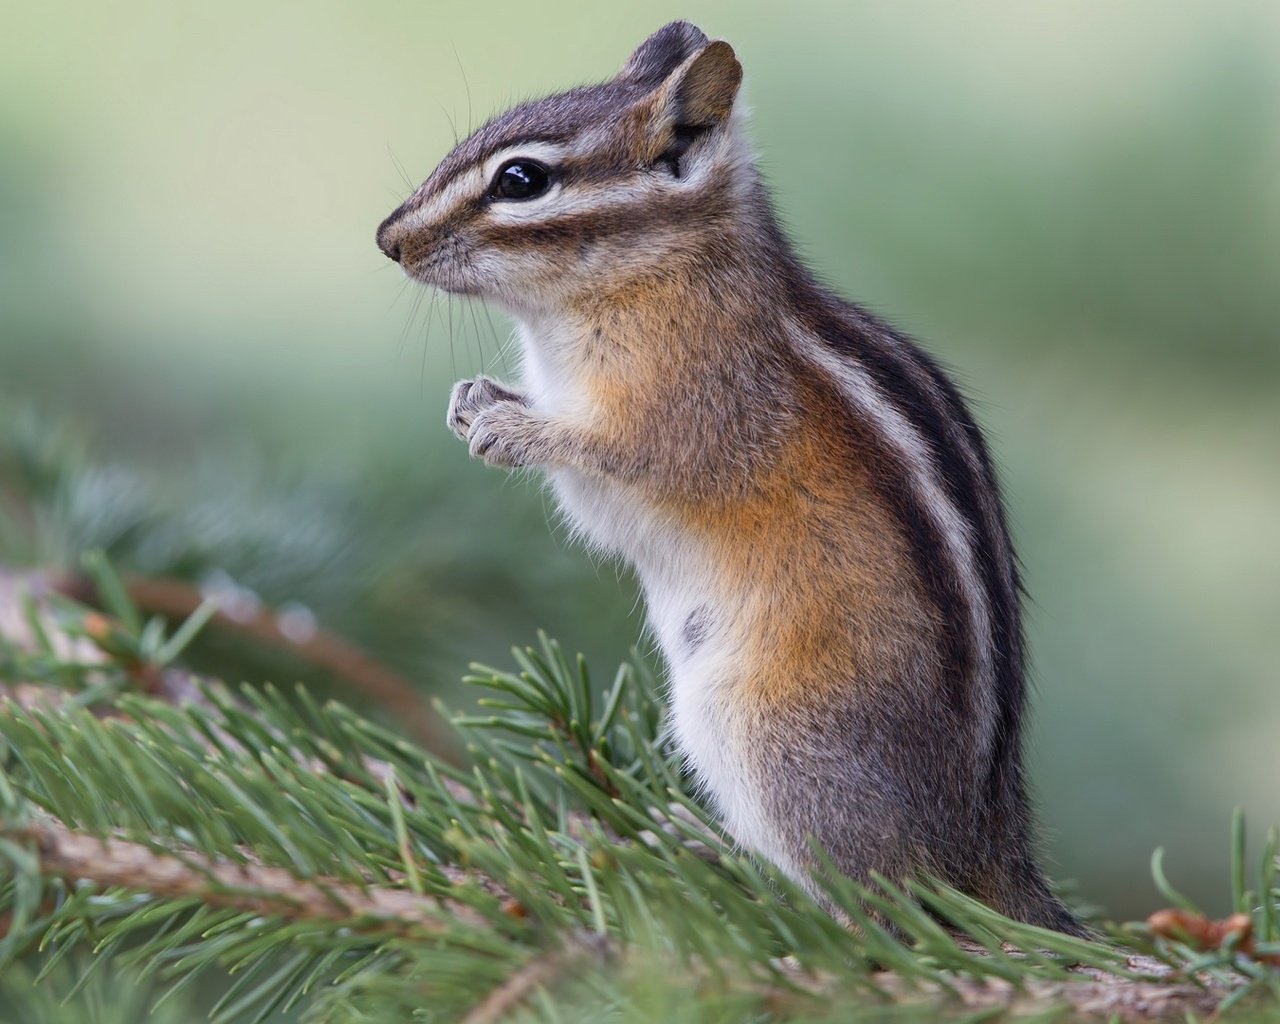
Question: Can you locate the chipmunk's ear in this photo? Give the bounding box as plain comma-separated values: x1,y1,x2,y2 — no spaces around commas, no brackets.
661,41,742,128
625,38,743,172
621,25,742,171
618,21,711,89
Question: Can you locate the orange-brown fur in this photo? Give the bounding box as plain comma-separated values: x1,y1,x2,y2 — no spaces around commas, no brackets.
568,297,937,708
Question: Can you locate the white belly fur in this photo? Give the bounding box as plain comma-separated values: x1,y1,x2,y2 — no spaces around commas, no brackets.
517,318,793,871
547,465,798,875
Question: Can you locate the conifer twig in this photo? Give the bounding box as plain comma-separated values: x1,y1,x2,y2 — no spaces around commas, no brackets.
460,932,615,1024
8,816,489,936
48,570,457,759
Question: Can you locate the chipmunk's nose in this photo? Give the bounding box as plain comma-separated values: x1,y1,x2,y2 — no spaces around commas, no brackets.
376,212,403,263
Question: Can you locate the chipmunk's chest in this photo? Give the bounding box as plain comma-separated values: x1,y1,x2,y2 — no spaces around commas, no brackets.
517,314,723,641
517,316,654,542
514,317,792,866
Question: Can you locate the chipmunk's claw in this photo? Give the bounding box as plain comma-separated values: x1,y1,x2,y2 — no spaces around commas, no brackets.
466,402,535,468
447,376,525,441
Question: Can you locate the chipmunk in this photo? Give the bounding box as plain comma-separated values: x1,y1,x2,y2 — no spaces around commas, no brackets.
376,21,1083,935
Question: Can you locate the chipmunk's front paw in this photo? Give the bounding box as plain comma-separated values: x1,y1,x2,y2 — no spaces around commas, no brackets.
466,402,542,469
446,376,525,441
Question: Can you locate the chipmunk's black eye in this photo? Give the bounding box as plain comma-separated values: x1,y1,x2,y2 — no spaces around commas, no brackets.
490,160,551,201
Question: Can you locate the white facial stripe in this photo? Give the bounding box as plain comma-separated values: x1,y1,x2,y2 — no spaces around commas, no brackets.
393,142,574,236
484,129,759,228
484,179,658,225
479,141,573,186
396,167,485,235
395,121,755,242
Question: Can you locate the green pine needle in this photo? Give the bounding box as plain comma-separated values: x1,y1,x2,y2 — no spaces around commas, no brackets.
0,572,1276,1021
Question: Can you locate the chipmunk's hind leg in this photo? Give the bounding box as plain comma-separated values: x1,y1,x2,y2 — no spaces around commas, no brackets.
755,720,934,924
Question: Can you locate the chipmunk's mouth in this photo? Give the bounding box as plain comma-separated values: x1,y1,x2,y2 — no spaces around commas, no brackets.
377,204,490,297
402,254,483,297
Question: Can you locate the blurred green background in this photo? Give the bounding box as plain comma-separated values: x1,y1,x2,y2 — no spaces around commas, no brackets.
1,0,1277,923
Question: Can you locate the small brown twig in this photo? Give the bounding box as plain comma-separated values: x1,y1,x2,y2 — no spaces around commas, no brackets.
49,570,457,761
460,931,615,1024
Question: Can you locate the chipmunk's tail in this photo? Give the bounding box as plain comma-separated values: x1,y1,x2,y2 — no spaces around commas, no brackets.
986,853,1090,938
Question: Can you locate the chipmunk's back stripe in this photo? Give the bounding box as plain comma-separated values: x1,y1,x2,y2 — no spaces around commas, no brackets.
841,307,1025,778
792,323,995,742
783,295,1003,752
889,340,1028,796
792,283,1025,782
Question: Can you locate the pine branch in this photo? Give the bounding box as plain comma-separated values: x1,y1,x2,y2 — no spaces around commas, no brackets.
49,569,456,760
459,932,615,1024
7,816,488,937
0,569,1276,1021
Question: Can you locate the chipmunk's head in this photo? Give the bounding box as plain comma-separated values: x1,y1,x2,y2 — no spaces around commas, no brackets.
376,21,748,314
